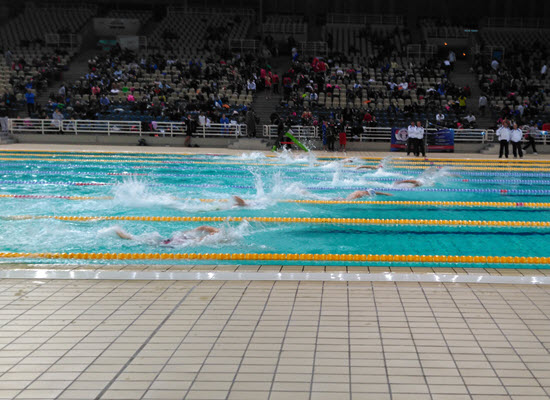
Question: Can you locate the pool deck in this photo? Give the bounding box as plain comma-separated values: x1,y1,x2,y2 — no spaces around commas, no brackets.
1,143,550,399
1,142,549,160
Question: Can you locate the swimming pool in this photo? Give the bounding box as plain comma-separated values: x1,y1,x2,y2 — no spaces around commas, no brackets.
0,149,549,268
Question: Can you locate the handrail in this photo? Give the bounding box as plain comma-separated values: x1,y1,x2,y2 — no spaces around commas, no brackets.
9,119,247,137
262,125,495,143
326,14,403,26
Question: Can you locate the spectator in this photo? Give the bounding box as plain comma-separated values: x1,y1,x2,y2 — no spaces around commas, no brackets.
51,108,64,132
510,123,523,159
24,89,35,116
478,94,487,116
523,127,538,155
246,109,256,137
496,120,511,159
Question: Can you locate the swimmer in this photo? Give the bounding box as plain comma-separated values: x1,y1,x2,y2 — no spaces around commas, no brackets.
394,179,423,187
356,165,382,170
232,195,248,207
346,190,393,200
115,225,220,245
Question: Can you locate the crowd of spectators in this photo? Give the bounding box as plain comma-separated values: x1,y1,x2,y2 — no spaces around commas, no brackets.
271,47,472,131
40,46,269,133
473,41,550,128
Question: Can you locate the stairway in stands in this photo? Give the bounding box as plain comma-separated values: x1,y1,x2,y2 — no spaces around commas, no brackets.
451,59,493,128
251,55,289,134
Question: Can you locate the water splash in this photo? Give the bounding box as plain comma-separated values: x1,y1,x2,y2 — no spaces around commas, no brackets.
237,152,267,161
102,221,251,248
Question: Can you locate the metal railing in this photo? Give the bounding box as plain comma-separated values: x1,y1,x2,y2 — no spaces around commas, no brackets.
229,39,260,53
299,42,328,56
9,119,247,137
483,17,547,29
326,14,403,26
262,125,317,140
262,125,495,143
262,22,307,36
167,6,255,17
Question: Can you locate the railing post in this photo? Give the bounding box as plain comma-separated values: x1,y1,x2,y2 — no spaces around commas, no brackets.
203,125,206,139
41,120,45,135
75,120,78,136
107,121,110,136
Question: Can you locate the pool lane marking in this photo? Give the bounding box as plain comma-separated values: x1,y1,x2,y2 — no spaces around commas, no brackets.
0,251,548,265
2,180,550,194
2,149,550,164
2,157,550,170
4,215,550,228
4,169,550,185
0,269,548,284
1,195,549,208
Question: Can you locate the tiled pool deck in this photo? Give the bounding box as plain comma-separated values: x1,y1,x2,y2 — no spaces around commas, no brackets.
0,144,549,399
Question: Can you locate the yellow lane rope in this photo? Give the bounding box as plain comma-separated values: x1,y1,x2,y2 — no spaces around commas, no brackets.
1,195,549,208
1,157,550,171
5,215,550,228
0,251,547,264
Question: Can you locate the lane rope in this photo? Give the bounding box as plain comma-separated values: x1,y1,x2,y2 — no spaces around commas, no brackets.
5,215,550,228
3,169,550,186
1,179,550,194
0,251,548,264
1,194,549,208
2,157,550,171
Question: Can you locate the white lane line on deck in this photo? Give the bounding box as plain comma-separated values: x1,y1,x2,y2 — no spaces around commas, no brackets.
0,269,548,285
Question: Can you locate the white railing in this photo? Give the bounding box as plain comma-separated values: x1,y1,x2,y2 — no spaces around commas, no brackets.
167,6,255,17
9,119,247,137
262,22,307,36
483,17,547,29
262,125,495,143
406,44,437,58
299,42,328,56
45,33,81,49
262,125,317,139
326,14,403,26
229,39,260,53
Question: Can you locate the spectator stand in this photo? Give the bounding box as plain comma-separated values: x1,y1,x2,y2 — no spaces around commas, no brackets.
9,118,247,138
262,15,308,42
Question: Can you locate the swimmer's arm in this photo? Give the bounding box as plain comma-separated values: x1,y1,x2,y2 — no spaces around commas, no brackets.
396,179,421,186
373,191,393,196
115,228,133,240
195,226,220,234
232,196,248,207
356,165,378,170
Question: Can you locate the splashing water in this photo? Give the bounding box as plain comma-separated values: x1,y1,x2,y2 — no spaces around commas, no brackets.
111,178,234,212
111,178,180,208
100,221,251,248
237,152,267,161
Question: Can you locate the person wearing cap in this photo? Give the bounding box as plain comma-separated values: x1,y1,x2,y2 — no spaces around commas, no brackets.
496,120,511,159
510,122,523,158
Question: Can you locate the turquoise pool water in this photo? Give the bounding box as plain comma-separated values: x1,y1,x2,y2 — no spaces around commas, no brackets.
0,150,549,268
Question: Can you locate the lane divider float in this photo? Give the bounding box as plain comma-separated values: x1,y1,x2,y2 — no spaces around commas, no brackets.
0,251,548,264
6,215,550,228
1,194,550,208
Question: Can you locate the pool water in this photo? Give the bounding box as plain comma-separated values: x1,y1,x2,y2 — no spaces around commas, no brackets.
0,149,549,268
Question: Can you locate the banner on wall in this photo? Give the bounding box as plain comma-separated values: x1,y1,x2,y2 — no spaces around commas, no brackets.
117,36,140,51
390,128,454,152
93,18,141,36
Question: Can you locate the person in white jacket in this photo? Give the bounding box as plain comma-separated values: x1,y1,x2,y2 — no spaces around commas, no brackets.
510,122,524,158
496,121,511,159
406,121,416,156
415,121,425,157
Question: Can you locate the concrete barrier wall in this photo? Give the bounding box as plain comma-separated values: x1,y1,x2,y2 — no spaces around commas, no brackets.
12,134,235,148
10,134,548,154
